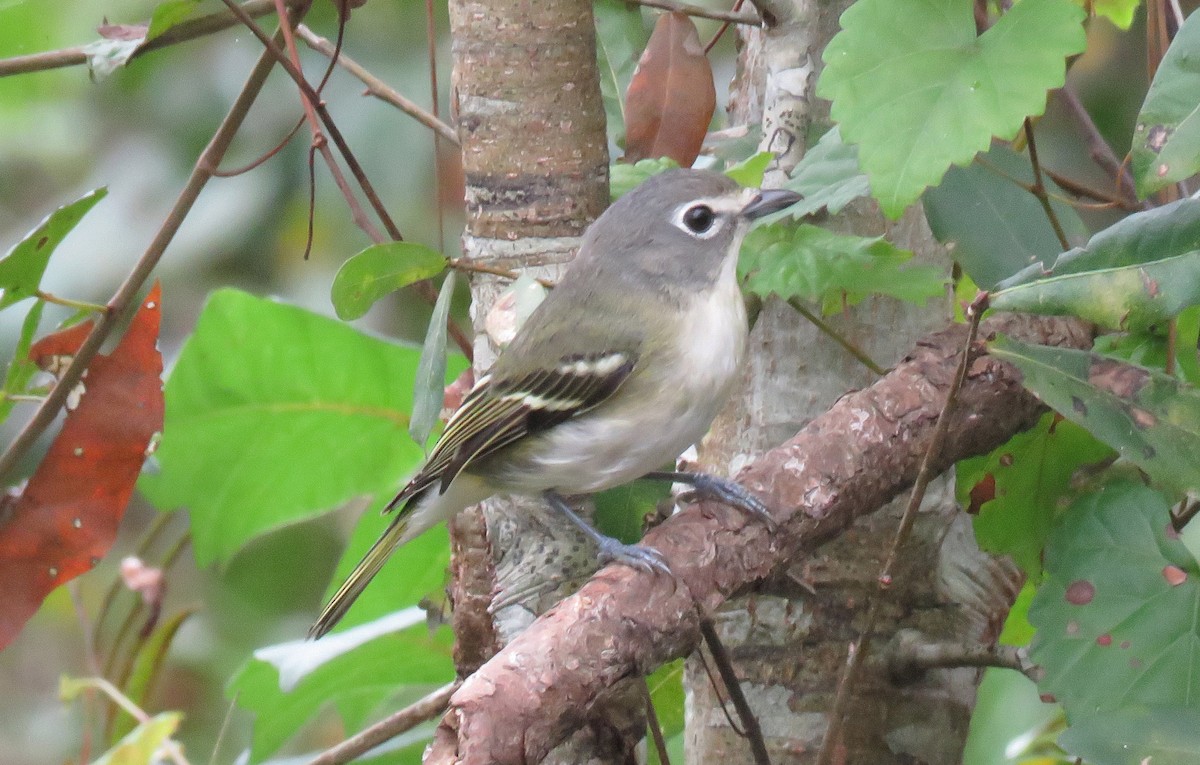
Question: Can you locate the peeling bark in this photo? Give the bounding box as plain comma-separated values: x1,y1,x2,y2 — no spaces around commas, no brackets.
424,315,1095,765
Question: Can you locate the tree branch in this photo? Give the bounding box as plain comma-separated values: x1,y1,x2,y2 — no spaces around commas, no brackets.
423,313,1095,765
0,13,308,484
0,0,302,77
887,629,1041,684
306,682,457,765
627,0,761,25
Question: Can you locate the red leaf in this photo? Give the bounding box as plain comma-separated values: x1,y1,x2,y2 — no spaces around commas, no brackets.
0,284,164,650
622,12,716,167
29,319,95,374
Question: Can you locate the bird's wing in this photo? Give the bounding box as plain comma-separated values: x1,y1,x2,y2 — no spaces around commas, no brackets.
385,350,637,511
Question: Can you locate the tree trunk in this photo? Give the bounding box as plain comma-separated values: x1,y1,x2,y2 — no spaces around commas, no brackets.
446,0,644,762
686,1,1023,762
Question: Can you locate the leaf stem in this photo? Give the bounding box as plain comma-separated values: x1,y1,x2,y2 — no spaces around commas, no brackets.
35,291,108,314
1023,118,1071,251
786,297,886,376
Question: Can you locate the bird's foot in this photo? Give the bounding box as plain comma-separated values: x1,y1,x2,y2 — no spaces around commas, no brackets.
644,471,777,531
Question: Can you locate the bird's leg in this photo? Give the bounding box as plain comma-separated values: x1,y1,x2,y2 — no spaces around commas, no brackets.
542,490,671,575
642,471,777,530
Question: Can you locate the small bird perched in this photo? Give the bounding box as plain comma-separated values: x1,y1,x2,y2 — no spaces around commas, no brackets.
311,169,800,638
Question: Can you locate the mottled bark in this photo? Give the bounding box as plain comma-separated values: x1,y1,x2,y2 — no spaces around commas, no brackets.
446,0,631,762
425,315,1095,765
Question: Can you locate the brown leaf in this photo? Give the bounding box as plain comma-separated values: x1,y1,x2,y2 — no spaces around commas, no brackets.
97,22,148,41
0,284,164,650
623,12,715,167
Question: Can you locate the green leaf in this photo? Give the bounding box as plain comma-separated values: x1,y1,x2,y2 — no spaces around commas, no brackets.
331,242,447,321
646,659,685,751
724,152,773,188
610,157,678,199
410,272,456,446
989,336,1200,494
111,609,195,744
593,479,668,544
739,222,946,314
595,0,647,148
781,126,870,219
1131,10,1200,197
0,299,44,424
957,414,1114,578
139,289,427,565
1030,482,1200,714
0,188,106,311
924,144,1088,288
231,620,452,762
993,197,1200,332
817,0,1086,217
146,0,203,42
93,712,182,765
1076,0,1141,29
1058,707,1200,765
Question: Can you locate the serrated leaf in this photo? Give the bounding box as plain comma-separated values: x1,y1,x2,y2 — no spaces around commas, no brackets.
1030,482,1200,715
1132,10,1200,197
410,272,456,446
1058,707,1200,765
739,222,946,314
623,11,715,166
924,144,1088,288
331,242,447,321
992,198,1200,332
595,0,647,148
818,0,1086,217
957,414,1114,578
989,336,1200,494
139,290,428,565
781,126,870,220
0,299,44,424
611,157,679,199
0,188,106,311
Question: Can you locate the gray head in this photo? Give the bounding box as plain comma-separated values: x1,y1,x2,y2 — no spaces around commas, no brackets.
576,169,801,291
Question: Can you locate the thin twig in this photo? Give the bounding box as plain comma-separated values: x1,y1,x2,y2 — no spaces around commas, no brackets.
1023,118,1071,251
704,0,747,52
786,298,887,376
304,681,458,765
0,16,305,485
699,616,771,765
1172,497,1200,533
210,115,306,177
425,0,445,254
218,0,404,242
629,0,760,25
296,26,458,145
887,630,1041,684
641,679,672,765
1042,168,1139,211
815,293,987,765
1054,88,1142,206
0,0,299,77
448,258,555,288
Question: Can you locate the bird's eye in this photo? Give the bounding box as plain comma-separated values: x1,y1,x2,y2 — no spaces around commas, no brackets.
682,204,716,234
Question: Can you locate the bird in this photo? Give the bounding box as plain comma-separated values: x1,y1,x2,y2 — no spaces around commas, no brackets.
310,168,801,638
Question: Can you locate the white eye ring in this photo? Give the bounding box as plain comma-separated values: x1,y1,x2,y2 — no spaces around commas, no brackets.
673,203,722,239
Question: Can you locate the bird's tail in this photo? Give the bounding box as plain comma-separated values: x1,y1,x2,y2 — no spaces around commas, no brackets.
308,507,414,639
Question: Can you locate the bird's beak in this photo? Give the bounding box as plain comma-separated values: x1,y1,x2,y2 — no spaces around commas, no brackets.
740,188,803,220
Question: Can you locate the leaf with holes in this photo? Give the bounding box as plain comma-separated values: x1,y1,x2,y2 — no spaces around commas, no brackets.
623,12,715,166
331,242,447,321
740,222,946,314
139,290,465,565
993,197,1200,332
924,143,1087,288
957,414,1114,578
0,188,106,311
1030,482,1200,717
989,336,1200,494
818,0,1086,217
1131,11,1200,198
0,285,163,651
